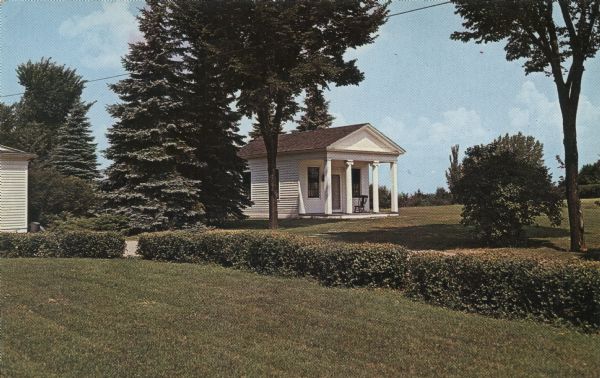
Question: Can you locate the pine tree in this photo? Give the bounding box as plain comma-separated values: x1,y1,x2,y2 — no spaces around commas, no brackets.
297,85,334,131
102,0,202,233
50,100,99,180
170,2,251,224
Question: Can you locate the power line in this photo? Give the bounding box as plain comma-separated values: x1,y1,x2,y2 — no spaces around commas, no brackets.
84,73,129,83
0,73,129,98
1,2,452,99
388,1,452,18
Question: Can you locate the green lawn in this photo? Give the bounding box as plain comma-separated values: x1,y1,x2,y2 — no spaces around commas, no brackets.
225,198,600,258
2,258,599,377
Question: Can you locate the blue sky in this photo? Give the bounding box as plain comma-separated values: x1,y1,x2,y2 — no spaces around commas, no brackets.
2,0,599,193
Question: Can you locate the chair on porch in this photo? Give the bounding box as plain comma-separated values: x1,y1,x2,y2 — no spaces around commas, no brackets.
353,195,368,213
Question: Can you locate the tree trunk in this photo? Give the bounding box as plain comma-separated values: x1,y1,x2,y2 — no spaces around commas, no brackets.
561,106,586,252
266,144,278,229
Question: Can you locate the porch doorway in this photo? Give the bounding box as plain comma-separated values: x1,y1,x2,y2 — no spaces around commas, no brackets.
332,174,341,211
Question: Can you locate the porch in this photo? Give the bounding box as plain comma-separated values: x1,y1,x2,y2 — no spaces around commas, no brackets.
298,155,399,216
298,211,400,219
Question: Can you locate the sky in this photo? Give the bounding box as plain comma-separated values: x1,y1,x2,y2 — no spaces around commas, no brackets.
1,0,599,193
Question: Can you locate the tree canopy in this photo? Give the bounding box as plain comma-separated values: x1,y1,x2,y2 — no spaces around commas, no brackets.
456,134,562,244
451,0,600,251
176,0,388,228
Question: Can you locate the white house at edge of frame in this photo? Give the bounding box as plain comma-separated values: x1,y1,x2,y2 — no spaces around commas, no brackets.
238,123,406,219
0,145,35,233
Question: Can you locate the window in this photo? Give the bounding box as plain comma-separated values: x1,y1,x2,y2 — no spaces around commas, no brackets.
242,171,251,200
352,168,361,197
307,167,320,198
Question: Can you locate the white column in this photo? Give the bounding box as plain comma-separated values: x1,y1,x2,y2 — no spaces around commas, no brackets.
324,158,332,215
345,160,353,214
371,161,379,213
391,161,398,212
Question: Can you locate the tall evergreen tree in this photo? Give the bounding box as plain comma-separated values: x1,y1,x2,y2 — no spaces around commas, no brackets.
297,85,334,131
50,100,99,180
103,0,202,233
170,1,251,224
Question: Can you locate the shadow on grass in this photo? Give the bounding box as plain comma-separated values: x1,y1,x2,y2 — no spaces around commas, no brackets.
222,218,572,252
325,224,571,251
221,218,345,230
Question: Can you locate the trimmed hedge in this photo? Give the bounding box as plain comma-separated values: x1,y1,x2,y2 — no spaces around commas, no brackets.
138,231,600,329
138,231,409,289
406,253,600,330
0,231,125,258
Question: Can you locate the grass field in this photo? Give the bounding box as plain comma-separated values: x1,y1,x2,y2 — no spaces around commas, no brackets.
2,258,600,377
225,199,600,258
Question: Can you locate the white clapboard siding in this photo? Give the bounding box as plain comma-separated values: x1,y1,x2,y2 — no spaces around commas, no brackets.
244,156,300,218
0,159,29,232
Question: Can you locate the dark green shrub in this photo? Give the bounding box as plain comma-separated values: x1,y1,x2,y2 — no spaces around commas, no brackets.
456,134,563,244
406,253,600,330
579,184,600,199
0,233,59,257
58,231,125,258
50,214,131,234
28,167,99,226
0,231,124,258
138,231,409,289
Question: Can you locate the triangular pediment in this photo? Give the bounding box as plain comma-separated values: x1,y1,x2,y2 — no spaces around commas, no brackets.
327,125,404,154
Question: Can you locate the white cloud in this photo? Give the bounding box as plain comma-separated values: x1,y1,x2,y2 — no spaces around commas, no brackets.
378,107,490,192
508,80,600,171
59,3,141,69
330,111,348,126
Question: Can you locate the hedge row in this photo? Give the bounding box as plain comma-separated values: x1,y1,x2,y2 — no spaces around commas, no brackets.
0,231,125,258
407,253,600,329
138,231,408,288
579,184,600,199
138,231,600,330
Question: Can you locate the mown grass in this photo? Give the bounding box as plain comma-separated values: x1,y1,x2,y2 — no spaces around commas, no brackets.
2,258,599,377
225,199,600,259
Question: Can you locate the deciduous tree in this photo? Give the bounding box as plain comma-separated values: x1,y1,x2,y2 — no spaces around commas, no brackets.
456,134,562,244
181,1,387,228
12,58,85,162
451,0,600,251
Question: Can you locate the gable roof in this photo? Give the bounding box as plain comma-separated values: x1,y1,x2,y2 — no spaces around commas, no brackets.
0,145,36,160
239,123,403,159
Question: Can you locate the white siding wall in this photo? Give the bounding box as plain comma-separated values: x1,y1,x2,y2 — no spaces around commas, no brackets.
0,158,29,232
244,156,300,218
298,159,325,214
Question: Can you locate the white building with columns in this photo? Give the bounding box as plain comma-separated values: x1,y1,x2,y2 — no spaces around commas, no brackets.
239,124,405,219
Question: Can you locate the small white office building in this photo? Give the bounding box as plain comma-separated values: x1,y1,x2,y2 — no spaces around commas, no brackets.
239,123,405,219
